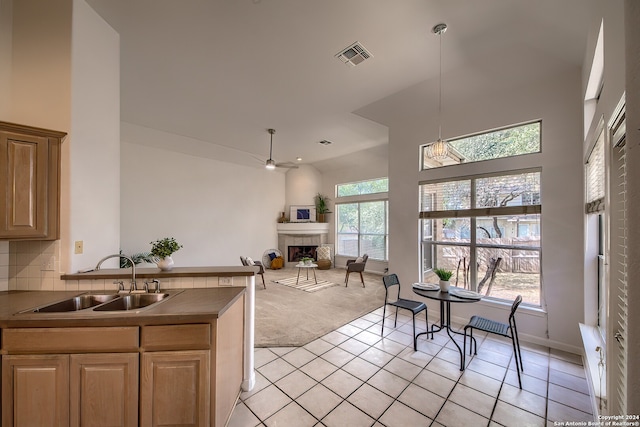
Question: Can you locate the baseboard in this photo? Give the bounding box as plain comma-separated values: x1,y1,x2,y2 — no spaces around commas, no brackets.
438,311,583,355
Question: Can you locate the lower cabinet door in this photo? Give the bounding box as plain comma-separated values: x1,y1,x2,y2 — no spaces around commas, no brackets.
70,353,139,427
140,350,210,427
2,354,70,427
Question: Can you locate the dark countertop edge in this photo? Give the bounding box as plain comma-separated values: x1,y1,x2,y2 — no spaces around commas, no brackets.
61,266,258,280
0,287,245,328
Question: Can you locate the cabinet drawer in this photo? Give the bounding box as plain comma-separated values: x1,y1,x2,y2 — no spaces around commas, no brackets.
141,324,210,351
2,327,139,353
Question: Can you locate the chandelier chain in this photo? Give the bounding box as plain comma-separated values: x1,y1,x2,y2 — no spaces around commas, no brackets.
438,25,443,141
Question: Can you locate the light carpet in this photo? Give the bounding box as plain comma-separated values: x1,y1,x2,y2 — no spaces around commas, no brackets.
274,277,339,292
255,267,386,347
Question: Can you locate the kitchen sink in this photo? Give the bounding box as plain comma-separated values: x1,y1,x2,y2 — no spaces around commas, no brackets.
29,294,120,313
92,293,171,311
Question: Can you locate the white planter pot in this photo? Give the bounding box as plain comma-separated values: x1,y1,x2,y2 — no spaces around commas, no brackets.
156,256,174,271
439,279,450,293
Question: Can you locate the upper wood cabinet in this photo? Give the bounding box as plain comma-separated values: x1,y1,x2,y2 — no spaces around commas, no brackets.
0,121,66,240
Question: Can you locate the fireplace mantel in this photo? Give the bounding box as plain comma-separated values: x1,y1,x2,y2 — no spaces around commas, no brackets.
277,223,329,235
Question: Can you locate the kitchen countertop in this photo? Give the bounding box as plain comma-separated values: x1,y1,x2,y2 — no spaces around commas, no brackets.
0,287,245,328
61,266,258,280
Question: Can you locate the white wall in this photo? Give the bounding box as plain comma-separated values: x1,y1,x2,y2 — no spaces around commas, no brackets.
0,0,12,290
120,139,285,267
314,144,390,273
2,0,121,277
67,0,120,272
284,165,321,216
7,0,71,129
0,0,12,120
383,66,585,350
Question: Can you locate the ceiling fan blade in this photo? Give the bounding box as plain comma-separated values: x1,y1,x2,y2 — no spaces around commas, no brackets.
276,163,299,169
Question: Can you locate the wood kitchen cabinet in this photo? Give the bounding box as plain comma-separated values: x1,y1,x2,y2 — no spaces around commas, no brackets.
2,354,70,426
2,353,139,427
140,350,210,427
70,353,139,427
1,327,139,427
0,289,246,427
0,121,66,240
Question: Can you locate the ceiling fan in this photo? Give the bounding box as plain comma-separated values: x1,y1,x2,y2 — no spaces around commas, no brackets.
264,128,298,170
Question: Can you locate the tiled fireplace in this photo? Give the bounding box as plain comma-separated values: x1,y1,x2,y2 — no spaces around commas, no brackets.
277,223,329,268
288,245,318,262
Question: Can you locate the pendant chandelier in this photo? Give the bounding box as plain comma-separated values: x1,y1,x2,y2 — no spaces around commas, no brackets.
266,128,277,170
426,23,449,160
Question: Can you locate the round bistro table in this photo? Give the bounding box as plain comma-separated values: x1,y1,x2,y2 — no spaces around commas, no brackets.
295,263,318,285
412,286,481,371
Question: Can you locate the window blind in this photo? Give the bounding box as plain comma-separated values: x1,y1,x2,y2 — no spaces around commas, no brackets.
586,131,605,213
611,138,627,415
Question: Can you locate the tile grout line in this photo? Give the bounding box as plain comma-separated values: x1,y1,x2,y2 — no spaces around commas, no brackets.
239,309,592,427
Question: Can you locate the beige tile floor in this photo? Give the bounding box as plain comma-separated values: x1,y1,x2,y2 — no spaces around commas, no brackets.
229,308,593,427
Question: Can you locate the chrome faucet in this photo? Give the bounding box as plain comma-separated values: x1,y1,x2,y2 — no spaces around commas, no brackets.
95,254,137,292
113,280,125,292
145,279,161,293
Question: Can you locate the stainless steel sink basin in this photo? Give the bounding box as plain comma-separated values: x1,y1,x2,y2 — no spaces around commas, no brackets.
30,294,120,313
92,293,171,311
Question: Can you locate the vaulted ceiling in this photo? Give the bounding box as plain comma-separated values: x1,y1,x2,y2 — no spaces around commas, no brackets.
85,0,596,169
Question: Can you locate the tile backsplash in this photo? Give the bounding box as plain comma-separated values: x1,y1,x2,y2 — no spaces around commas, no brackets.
9,240,59,291
7,240,250,292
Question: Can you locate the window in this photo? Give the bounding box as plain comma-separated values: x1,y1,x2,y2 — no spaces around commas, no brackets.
420,170,541,305
586,129,605,213
336,201,388,260
337,178,388,197
421,121,541,169
336,178,389,260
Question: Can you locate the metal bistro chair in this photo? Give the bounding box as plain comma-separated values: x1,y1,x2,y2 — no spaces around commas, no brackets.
463,295,524,388
381,274,428,351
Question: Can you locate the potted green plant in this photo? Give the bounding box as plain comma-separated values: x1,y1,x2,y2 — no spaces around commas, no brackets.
314,193,332,223
300,256,314,266
150,237,183,271
119,250,154,268
433,267,453,292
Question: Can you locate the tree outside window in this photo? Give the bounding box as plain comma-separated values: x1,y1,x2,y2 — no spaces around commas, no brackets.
337,201,388,261
420,170,541,305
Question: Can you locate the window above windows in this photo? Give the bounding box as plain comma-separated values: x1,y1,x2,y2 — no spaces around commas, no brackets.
421,121,541,170
337,178,388,197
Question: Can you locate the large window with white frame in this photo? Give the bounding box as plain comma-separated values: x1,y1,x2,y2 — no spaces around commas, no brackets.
421,121,541,169
420,170,541,306
336,178,389,261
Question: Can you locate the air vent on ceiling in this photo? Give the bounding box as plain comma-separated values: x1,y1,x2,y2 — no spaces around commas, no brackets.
335,42,373,66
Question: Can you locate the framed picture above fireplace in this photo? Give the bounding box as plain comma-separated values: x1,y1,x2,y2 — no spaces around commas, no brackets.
290,205,316,222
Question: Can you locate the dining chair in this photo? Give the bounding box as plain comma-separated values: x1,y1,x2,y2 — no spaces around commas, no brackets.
345,254,368,287
381,274,428,351
463,295,524,388
240,256,266,289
